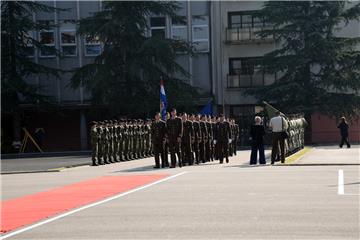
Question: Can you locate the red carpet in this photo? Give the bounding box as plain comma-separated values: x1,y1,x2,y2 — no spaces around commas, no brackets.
1,174,169,233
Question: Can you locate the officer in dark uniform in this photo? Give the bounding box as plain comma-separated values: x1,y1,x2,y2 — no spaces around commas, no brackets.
205,115,212,162
211,116,218,161
181,113,194,166
192,114,202,164
166,108,183,168
228,119,234,157
199,114,208,163
214,114,232,164
233,119,239,156
151,112,167,168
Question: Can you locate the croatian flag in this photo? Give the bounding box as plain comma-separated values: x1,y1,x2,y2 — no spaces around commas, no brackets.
160,78,167,120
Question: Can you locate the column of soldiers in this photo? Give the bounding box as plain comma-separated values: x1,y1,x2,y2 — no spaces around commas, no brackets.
90,119,153,166
151,109,240,168
90,110,240,168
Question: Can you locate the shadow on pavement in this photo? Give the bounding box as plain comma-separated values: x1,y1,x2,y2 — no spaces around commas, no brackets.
328,181,360,187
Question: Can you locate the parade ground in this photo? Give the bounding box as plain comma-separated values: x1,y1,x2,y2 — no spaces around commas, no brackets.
1,145,359,240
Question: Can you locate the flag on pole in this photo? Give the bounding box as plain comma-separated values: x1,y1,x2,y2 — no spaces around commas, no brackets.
160,78,167,120
199,101,213,116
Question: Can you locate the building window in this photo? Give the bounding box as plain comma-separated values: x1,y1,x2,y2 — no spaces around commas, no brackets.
39,30,56,58
171,18,187,41
84,35,101,56
60,30,77,57
192,16,209,52
150,17,166,39
228,11,266,29
228,57,267,88
23,31,34,58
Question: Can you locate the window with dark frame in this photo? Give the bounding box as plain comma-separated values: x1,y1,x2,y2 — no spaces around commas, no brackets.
228,57,266,87
150,17,166,39
228,11,265,29
60,30,77,57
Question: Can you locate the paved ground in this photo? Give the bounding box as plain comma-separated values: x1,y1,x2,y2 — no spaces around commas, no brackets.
1,145,359,239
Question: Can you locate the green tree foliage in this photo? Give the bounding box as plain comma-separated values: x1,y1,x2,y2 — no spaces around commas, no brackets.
71,1,200,118
1,1,63,113
246,1,360,117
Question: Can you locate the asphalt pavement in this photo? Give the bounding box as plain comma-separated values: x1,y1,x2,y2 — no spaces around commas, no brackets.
1,145,359,239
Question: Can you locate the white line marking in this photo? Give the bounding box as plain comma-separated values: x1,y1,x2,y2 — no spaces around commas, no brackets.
0,171,188,240
338,169,344,195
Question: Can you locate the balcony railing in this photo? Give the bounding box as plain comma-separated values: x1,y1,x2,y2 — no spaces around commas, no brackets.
225,27,274,44
227,68,276,88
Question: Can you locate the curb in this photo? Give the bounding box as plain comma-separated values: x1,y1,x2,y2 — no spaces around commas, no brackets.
1,151,91,160
1,163,90,175
285,147,313,164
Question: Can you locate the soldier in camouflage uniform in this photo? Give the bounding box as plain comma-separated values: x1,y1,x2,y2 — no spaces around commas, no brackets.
90,121,99,166
108,120,115,163
145,119,152,157
101,121,110,164
112,120,119,162
123,120,130,160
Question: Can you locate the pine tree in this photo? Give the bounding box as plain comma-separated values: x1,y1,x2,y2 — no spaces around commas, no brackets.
246,1,360,117
70,1,200,117
1,1,63,113
1,1,64,150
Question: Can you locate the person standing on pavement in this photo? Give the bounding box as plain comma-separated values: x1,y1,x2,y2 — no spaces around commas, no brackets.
269,111,288,164
151,112,167,168
166,108,183,168
338,117,351,148
249,116,266,165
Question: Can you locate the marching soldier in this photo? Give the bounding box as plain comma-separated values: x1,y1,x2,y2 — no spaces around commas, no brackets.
151,112,167,168
166,108,183,168
181,113,194,166
214,114,232,164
